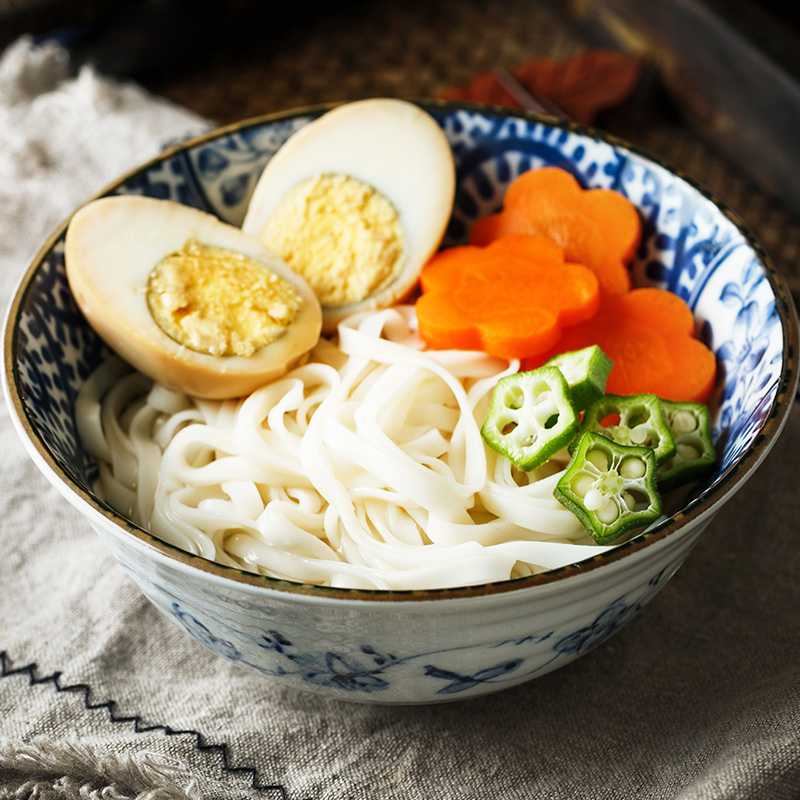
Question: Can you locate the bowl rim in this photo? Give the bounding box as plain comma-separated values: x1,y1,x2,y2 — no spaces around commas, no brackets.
4,99,799,602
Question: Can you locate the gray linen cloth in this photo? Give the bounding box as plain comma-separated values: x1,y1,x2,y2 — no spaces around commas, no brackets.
1,36,799,800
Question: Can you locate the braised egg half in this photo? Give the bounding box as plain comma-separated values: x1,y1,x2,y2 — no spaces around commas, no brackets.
65,195,322,399
242,98,456,332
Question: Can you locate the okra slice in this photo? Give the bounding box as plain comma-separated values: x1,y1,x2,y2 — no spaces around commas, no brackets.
577,393,676,466
481,366,579,472
657,399,716,492
555,431,662,545
544,345,613,412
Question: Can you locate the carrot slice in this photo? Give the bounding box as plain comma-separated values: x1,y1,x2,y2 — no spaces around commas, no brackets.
523,288,716,403
470,167,640,296
417,235,599,359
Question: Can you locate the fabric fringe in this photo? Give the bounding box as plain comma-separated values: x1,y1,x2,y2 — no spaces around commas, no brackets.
0,737,201,800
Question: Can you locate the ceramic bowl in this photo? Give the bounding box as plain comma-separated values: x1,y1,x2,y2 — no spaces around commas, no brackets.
4,102,798,704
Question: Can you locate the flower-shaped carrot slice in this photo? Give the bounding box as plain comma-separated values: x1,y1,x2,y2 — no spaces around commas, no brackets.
417,234,599,359
470,167,640,296
524,288,716,403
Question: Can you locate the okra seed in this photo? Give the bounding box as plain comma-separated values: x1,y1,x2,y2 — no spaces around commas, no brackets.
584,487,604,511
622,491,636,511
586,448,609,471
596,498,619,524
627,410,648,428
630,425,649,445
677,442,701,461
572,473,596,499
620,457,646,479
672,411,697,435
506,387,525,410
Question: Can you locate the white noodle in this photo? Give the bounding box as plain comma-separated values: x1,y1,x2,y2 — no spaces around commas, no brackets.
78,306,614,589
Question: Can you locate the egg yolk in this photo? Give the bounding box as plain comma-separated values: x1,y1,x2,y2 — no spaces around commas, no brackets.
146,240,304,357
258,173,406,308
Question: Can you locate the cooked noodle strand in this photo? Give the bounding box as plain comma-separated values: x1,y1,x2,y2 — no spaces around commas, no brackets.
77,307,612,589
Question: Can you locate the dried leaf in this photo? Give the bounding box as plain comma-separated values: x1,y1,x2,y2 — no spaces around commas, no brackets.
436,49,646,124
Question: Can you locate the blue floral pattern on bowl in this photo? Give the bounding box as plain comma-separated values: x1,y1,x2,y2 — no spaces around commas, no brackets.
158,565,668,697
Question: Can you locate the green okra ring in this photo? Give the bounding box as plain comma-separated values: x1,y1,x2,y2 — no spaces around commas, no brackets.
481,366,579,472
555,430,662,545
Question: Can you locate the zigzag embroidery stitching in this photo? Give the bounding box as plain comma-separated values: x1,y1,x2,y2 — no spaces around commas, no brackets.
0,649,291,798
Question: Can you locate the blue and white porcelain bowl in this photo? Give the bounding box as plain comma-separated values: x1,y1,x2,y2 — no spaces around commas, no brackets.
4,102,798,704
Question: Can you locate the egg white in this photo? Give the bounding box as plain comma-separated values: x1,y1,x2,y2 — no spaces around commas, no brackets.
242,98,456,331
65,195,322,399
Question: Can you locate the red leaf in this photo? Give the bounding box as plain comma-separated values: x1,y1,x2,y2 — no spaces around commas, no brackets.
436,49,646,124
